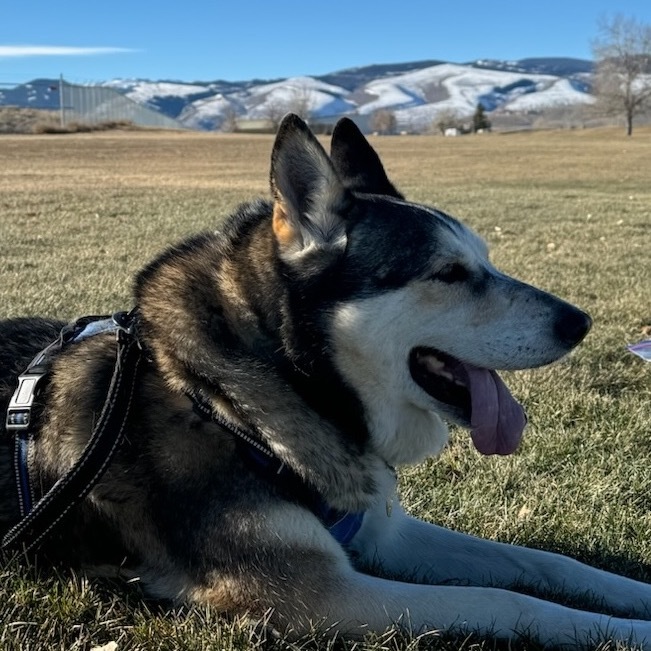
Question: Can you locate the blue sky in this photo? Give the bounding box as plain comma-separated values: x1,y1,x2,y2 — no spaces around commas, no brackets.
2,1,651,84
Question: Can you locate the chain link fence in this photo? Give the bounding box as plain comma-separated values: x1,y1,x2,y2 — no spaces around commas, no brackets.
0,78,183,130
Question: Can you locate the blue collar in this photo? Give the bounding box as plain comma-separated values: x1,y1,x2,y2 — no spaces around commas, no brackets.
314,503,365,547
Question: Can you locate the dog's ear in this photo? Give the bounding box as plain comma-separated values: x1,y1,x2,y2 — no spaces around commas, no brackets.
270,114,351,270
330,118,404,199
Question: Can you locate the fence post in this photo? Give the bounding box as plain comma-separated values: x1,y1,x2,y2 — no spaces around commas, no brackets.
59,74,65,128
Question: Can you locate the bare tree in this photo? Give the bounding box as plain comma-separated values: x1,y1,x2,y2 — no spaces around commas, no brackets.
262,82,315,131
433,109,463,135
262,99,290,132
286,83,314,121
370,109,397,135
220,106,239,133
592,14,651,136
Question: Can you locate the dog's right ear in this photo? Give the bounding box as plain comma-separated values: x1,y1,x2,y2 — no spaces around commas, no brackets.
330,118,404,199
270,114,351,271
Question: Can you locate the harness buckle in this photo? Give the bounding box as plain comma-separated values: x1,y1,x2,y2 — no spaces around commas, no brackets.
5,369,47,432
112,310,135,336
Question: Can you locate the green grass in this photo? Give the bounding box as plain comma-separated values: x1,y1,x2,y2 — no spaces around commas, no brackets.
1,128,650,650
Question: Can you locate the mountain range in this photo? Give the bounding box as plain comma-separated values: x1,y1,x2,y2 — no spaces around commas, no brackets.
1,58,595,132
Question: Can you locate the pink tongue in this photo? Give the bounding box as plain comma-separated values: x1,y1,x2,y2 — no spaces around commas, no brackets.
463,366,526,455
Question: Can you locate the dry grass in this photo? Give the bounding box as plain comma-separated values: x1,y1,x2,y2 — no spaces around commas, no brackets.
0,106,60,134
0,107,142,134
1,127,650,650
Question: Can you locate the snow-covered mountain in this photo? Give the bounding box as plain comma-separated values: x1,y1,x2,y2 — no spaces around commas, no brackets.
361,63,594,130
3,58,595,132
107,58,595,131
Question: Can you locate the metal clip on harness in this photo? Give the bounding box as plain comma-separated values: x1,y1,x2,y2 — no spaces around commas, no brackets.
6,342,59,434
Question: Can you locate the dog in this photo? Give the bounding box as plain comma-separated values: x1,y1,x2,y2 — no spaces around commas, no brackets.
2,114,651,648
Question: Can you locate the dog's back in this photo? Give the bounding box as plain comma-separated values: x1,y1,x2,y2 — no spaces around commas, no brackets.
0,318,64,391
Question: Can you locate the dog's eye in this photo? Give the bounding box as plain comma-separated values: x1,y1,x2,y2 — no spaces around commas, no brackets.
432,263,469,284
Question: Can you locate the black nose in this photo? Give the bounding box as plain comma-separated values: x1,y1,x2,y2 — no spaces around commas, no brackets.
554,305,592,348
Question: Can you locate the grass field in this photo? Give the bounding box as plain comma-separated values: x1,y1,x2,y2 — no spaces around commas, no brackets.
1,127,650,650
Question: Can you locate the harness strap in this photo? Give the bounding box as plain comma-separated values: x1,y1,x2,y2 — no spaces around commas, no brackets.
3,312,363,552
187,390,365,547
2,313,142,553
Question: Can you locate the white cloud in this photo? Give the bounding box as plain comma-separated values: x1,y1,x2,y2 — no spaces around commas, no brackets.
0,45,135,58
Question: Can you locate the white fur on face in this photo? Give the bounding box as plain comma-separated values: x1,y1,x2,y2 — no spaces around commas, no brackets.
329,216,572,467
331,290,451,466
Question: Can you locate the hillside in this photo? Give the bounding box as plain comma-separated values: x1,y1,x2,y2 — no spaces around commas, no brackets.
0,57,595,132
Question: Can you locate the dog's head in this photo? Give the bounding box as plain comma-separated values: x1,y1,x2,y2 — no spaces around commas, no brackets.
269,114,591,466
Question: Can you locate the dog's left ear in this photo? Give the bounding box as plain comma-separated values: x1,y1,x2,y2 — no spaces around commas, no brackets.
270,114,351,270
330,118,404,199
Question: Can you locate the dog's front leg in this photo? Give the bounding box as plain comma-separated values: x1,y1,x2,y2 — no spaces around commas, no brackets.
351,475,651,620
322,573,651,649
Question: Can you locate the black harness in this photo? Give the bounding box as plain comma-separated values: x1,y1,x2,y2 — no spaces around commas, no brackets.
3,312,142,553
3,312,364,554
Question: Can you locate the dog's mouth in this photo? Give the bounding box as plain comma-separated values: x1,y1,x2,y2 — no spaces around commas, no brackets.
409,347,527,456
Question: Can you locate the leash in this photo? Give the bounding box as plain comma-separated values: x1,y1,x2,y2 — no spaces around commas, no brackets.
2,311,142,553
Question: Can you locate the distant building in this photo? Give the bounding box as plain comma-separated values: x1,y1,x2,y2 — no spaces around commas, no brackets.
233,118,276,133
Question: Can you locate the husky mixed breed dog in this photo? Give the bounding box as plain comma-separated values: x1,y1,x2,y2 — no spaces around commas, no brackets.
2,114,651,648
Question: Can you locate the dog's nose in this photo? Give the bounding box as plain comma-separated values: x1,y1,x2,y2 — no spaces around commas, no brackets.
554,305,592,349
